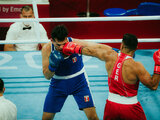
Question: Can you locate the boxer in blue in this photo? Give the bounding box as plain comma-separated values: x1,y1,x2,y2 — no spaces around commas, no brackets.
41,24,99,120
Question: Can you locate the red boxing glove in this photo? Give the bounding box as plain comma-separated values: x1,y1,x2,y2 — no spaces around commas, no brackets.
62,42,83,55
153,49,160,74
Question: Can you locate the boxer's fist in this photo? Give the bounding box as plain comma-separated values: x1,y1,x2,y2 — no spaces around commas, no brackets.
153,49,160,74
48,50,64,72
153,49,160,65
63,42,82,55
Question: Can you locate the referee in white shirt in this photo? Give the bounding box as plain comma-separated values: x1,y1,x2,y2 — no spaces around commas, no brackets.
0,78,17,120
4,5,48,51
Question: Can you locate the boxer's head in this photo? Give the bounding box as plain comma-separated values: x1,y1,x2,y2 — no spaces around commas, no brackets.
51,25,69,52
121,33,138,51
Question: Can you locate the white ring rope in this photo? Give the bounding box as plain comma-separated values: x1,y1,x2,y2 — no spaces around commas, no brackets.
0,38,159,44
0,16,160,23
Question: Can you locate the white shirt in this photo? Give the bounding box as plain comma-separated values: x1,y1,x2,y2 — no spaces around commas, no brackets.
0,96,17,120
5,22,48,51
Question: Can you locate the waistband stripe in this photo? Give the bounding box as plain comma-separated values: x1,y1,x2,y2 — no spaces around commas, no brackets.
53,67,85,79
108,92,138,104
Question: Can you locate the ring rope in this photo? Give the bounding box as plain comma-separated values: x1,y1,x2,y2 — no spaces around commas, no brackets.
0,38,159,44
0,16,160,23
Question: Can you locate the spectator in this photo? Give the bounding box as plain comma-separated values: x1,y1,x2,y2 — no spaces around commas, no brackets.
4,5,48,51
0,78,17,120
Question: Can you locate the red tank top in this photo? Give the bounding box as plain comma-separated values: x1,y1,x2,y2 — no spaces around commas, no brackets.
108,52,139,97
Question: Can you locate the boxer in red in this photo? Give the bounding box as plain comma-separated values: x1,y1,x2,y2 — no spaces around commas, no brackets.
62,33,160,120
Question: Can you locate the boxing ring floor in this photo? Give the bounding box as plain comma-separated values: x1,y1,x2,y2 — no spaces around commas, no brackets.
0,49,160,120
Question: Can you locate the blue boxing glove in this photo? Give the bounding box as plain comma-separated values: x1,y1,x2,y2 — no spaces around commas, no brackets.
48,50,64,72
112,48,135,58
112,48,120,53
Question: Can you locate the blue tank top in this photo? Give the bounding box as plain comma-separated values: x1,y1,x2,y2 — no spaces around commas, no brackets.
51,37,84,77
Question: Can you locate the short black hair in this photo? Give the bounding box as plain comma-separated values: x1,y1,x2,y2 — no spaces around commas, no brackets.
0,78,4,92
122,33,138,50
51,24,68,42
21,5,33,13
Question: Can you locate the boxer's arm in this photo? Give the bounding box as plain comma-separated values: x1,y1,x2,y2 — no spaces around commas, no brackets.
73,39,136,58
74,38,120,53
81,43,114,61
42,43,55,80
137,62,160,90
63,41,115,61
